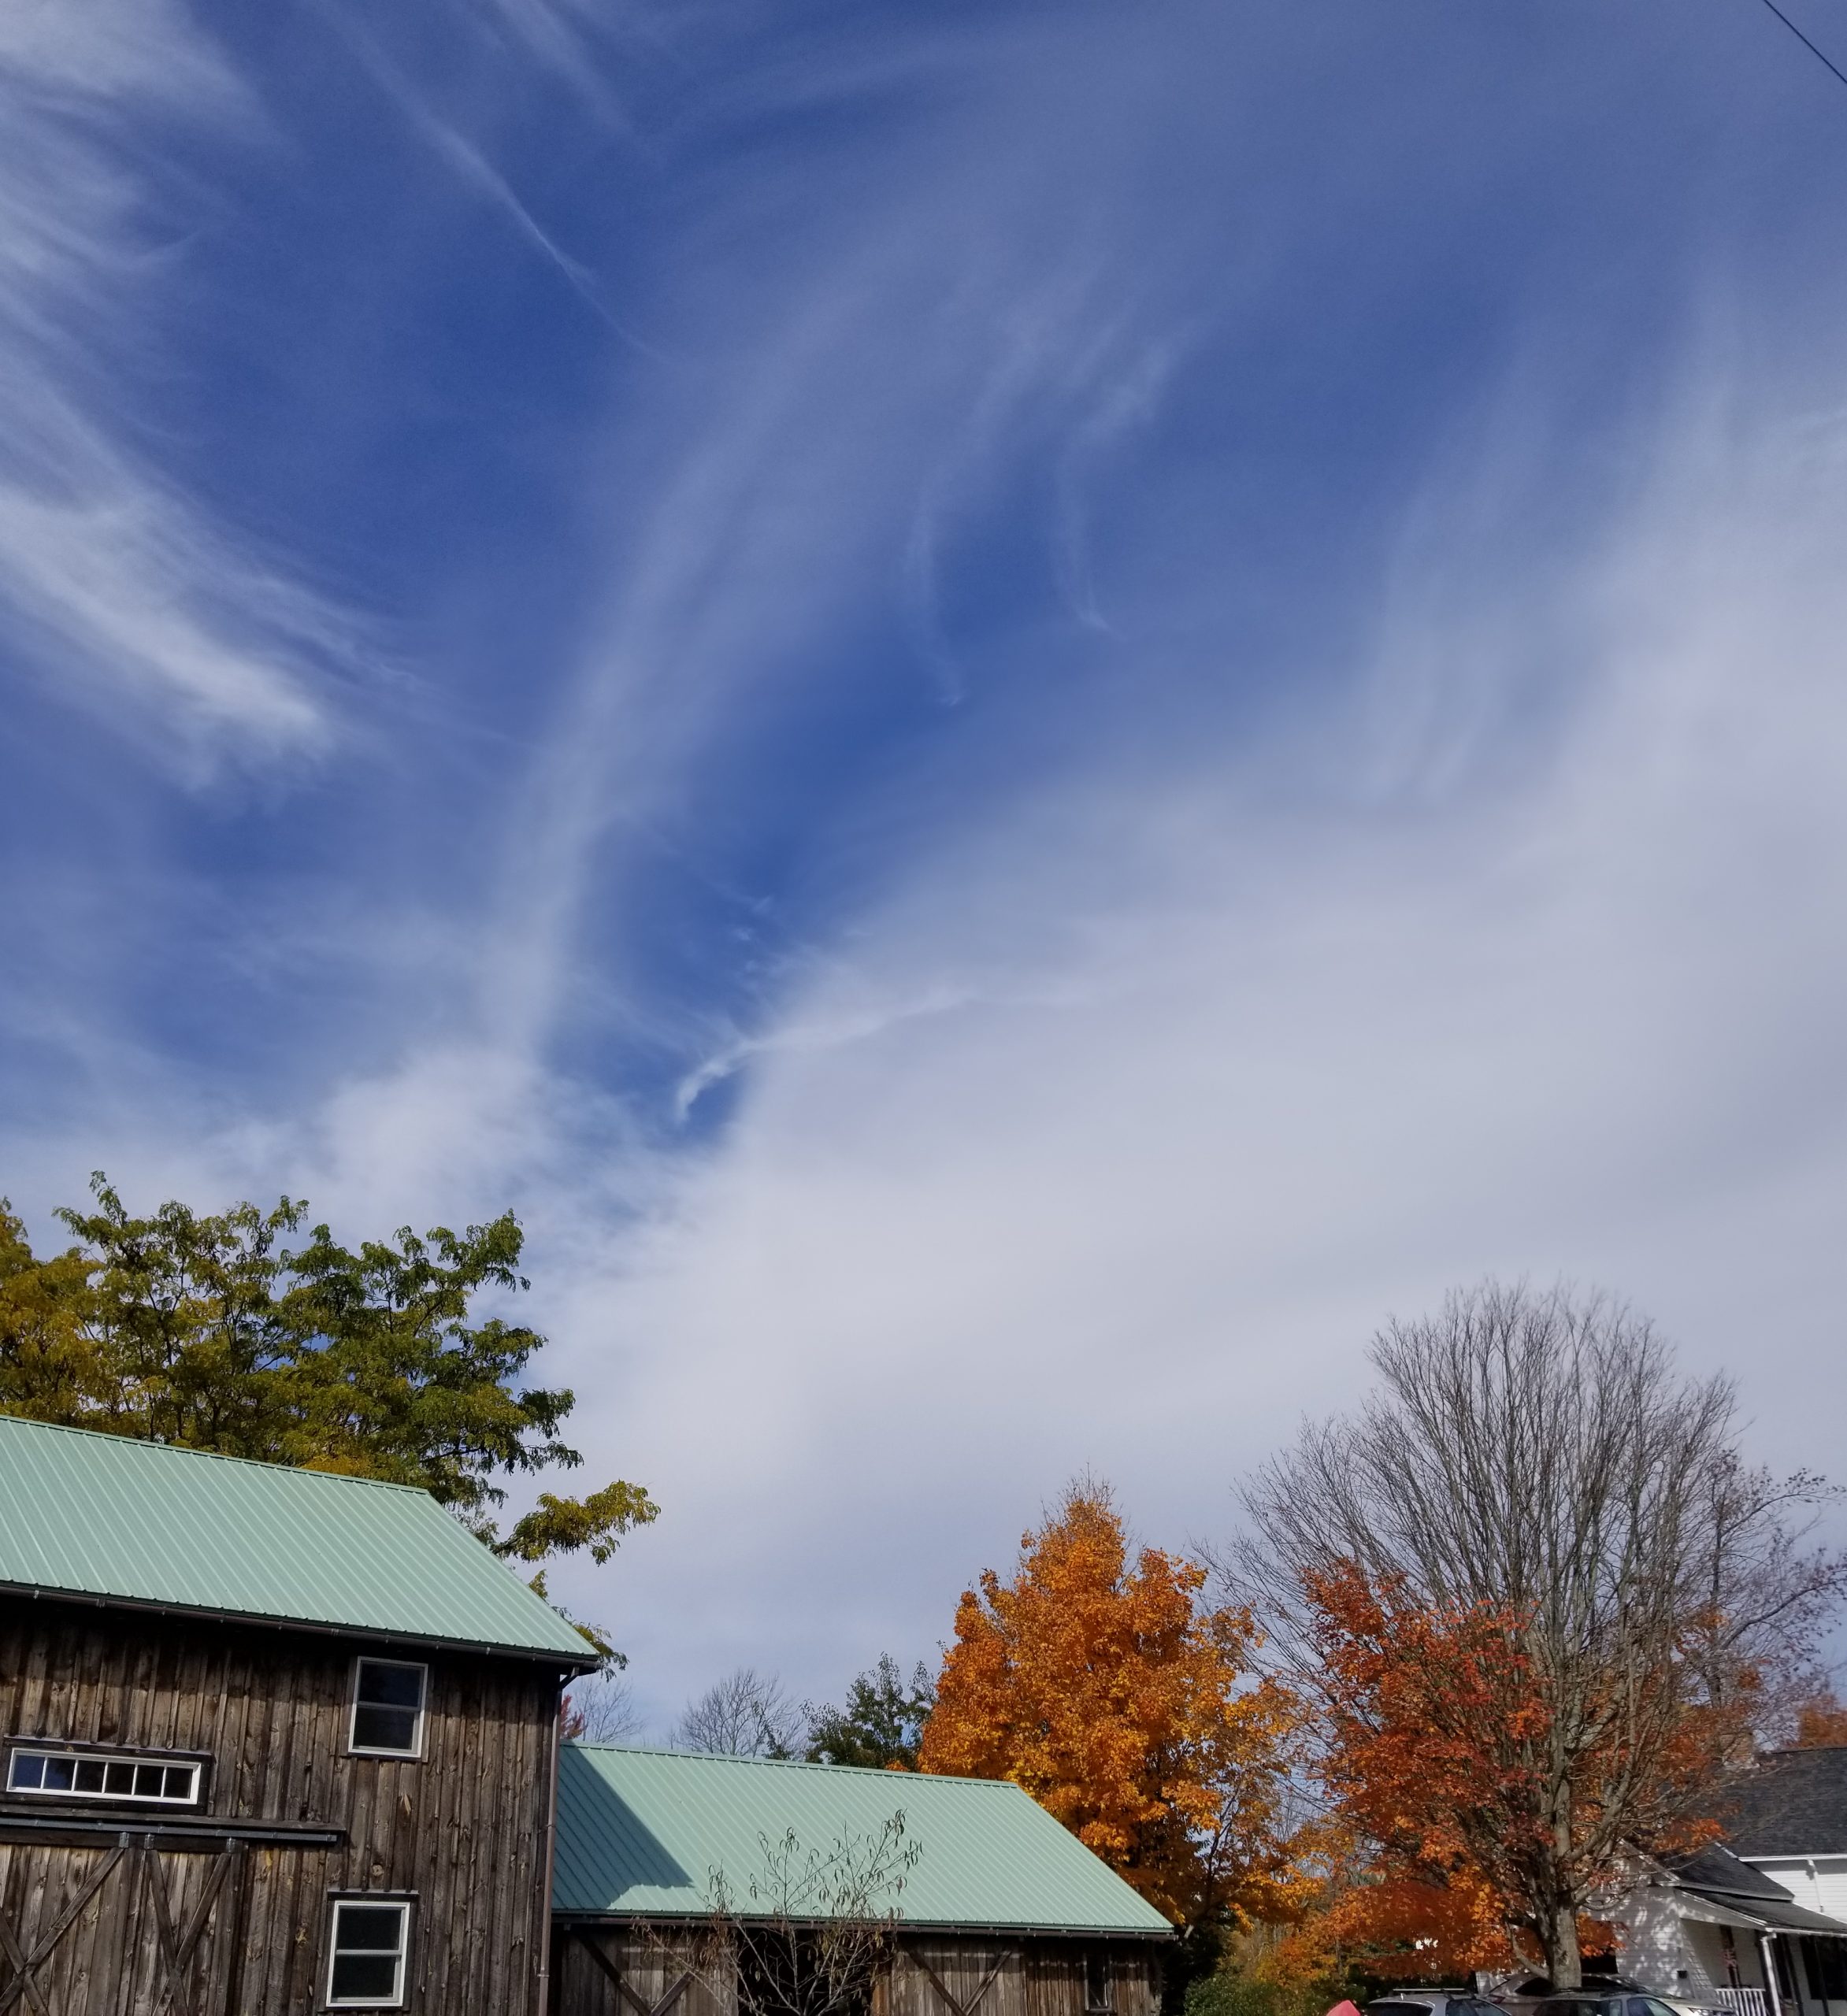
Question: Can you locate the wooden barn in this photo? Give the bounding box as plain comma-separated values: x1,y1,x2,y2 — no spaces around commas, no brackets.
0,1412,597,2014
548,1746,1173,2016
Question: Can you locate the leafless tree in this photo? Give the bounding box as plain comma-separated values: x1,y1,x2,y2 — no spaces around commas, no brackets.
1217,1279,1847,1987
563,1670,645,1744
674,1669,806,1759
667,1814,919,2016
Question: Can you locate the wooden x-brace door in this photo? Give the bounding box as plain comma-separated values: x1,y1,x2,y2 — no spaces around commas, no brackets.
136,1841,243,2016
571,1936,696,2016
0,1842,130,2016
908,1949,1017,2016
0,1838,245,2016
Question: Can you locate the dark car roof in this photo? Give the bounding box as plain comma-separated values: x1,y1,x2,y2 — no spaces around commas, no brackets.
1718,1748,1847,1858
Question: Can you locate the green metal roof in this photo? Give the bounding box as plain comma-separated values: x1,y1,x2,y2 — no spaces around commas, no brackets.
0,1414,595,1663
553,1746,1173,1935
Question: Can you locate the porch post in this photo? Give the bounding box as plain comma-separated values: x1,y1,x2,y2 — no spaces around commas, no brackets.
1760,1934,1785,2016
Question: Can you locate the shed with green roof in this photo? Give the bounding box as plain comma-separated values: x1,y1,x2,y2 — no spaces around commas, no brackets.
551,1745,1170,2016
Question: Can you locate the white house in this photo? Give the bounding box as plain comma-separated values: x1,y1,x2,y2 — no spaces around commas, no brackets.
1598,1753,1847,2016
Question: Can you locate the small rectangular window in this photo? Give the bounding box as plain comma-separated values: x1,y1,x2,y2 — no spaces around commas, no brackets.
5,1745,200,1807
349,1660,427,1758
1085,1953,1114,2012
326,1898,412,2008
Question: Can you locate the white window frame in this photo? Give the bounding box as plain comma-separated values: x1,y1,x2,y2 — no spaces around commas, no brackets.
347,1658,428,1760
325,1894,414,2010
4,1742,204,1808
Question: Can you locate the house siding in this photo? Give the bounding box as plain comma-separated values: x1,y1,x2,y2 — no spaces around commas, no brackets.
1752,1862,1847,1925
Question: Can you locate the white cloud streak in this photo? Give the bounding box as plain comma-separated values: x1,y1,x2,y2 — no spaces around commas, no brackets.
0,0,355,769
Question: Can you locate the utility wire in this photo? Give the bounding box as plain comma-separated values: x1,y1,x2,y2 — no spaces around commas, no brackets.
1754,0,1847,94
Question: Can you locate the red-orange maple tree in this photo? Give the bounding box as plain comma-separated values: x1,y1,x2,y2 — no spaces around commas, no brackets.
1296,1560,1738,1982
919,1484,1305,1962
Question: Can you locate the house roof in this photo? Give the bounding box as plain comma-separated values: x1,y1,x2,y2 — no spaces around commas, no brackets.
0,1413,595,1664
551,1745,1174,1936
1720,1748,1847,1858
1669,1844,1797,1903
1660,1843,1847,1939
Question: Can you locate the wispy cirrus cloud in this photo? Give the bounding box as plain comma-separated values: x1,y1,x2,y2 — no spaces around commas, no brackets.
0,0,360,770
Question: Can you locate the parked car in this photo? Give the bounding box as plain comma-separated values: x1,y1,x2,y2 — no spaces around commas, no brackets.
1529,1992,1722,2016
1367,1993,1508,2016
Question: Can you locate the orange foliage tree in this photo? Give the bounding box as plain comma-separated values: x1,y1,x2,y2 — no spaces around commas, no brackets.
1296,1560,1741,1984
1792,1691,1847,1747
919,1484,1306,1976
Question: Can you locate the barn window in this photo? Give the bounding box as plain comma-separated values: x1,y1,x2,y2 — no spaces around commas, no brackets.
5,1744,201,1807
1085,1953,1115,2012
349,1659,428,1757
325,1896,413,2007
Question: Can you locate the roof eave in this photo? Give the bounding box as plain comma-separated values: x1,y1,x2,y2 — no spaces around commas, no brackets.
552,1911,1174,1941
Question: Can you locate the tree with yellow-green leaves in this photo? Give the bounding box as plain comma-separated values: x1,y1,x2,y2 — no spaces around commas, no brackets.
0,1174,655,1659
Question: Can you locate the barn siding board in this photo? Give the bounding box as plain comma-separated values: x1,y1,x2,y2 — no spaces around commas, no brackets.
0,1594,565,2016
551,1926,1163,2016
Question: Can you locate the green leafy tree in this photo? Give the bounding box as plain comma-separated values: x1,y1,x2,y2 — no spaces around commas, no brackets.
0,1175,656,1655
805,1655,936,1768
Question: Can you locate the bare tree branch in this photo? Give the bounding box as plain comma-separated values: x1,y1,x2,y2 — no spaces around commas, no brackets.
662,1814,920,2016
674,1670,807,1760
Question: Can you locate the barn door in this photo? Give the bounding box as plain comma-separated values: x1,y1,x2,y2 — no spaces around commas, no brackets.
0,1840,246,2016
125,1840,246,2015
0,1841,131,2014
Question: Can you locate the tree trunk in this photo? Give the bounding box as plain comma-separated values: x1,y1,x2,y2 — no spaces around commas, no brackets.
1541,1904,1582,1990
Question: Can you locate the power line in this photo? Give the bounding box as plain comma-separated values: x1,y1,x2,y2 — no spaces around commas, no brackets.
1754,0,1847,95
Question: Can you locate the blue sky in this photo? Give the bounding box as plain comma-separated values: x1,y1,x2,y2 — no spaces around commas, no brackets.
6,0,1847,1732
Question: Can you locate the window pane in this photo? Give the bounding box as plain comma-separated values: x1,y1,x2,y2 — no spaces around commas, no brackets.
337,1907,407,1952
352,1704,420,1753
330,1952,399,2000
358,1664,425,1710
7,1747,201,1802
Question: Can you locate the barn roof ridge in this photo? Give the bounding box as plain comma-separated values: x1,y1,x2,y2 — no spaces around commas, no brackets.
566,1744,1032,1792
0,1412,430,1493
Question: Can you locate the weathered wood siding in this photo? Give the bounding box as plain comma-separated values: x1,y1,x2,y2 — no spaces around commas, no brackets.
552,1925,1164,2016
0,1593,564,2015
